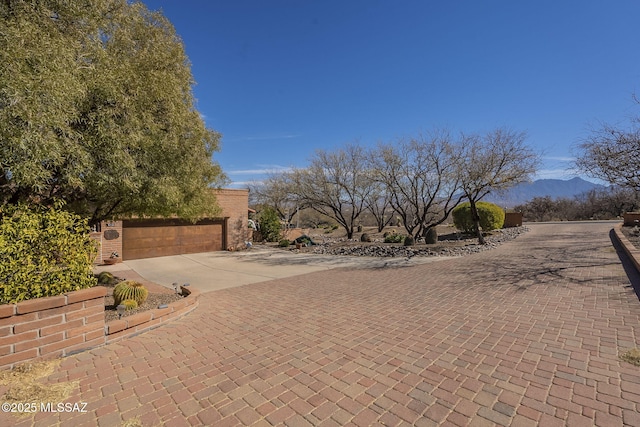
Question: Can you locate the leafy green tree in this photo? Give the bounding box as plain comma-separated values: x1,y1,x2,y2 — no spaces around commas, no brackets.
0,203,98,304
0,0,225,225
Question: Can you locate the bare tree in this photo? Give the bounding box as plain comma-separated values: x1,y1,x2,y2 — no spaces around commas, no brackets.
248,172,302,224
458,128,540,244
363,180,394,232
372,131,464,239
289,143,373,239
575,122,640,191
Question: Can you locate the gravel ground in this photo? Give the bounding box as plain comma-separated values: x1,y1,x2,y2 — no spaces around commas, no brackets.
103,281,184,323
621,225,640,249
303,226,529,258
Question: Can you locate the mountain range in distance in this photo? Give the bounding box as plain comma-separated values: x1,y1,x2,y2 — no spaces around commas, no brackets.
484,177,606,208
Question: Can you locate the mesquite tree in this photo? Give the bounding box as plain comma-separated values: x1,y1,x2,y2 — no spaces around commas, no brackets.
0,0,225,224
458,128,539,244
289,144,373,239
372,131,464,239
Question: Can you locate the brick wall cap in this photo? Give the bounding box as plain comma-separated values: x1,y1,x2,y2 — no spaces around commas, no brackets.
66,286,107,304
16,295,66,314
0,304,15,319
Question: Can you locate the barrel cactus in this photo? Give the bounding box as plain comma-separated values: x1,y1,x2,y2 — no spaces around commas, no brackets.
424,227,438,244
113,281,148,306
121,299,138,310
403,236,415,246
97,271,116,285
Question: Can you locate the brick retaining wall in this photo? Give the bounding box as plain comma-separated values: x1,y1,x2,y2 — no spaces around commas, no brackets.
0,286,200,370
0,287,107,370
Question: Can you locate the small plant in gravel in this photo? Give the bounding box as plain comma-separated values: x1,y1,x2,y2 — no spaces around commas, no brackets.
384,231,404,243
620,348,640,366
113,281,148,306
279,239,290,247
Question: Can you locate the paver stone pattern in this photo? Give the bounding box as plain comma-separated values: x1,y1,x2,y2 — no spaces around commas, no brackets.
2,222,640,426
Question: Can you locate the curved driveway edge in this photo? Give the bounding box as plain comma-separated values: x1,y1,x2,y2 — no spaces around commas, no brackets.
123,248,455,293
613,223,640,276
3,221,640,426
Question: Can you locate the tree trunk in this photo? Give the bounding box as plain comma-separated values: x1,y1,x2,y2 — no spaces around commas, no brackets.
469,199,486,244
345,225,354,239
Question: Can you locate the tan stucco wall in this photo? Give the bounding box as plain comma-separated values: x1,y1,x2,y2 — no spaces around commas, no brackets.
213,188,250,250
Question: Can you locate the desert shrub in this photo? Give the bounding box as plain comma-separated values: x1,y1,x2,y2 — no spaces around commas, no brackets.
113,281,148,306
0,203,98,304
403,236,415,246
258,206,281,242
278,239,290,247
384,231,404,243
452,202,505,233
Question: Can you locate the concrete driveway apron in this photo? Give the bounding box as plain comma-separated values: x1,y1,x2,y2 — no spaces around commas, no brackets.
123,248,452,292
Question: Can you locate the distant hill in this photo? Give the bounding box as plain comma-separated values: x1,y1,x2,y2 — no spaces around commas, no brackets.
484,177,606,208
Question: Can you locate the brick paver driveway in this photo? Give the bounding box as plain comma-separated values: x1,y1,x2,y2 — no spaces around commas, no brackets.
5,222,640,426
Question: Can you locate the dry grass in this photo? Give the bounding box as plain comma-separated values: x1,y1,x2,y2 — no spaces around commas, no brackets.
620,348,640,366
121,417,143,427
0,359,78,418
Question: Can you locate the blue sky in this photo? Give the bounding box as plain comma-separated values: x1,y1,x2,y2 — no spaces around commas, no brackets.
141,0,640,188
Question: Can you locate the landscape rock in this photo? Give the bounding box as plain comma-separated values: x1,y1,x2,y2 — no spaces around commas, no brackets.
311,227,529,258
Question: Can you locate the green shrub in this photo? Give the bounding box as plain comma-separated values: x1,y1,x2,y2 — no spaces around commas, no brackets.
278,239,290,247
452,202,505,233
113,281,148,306
258,206,281,242
0,203,98,304
384,231,404,243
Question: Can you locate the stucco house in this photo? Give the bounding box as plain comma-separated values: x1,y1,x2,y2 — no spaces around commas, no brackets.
91,188,250,262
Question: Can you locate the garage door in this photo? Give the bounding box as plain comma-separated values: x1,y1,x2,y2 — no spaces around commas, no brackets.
122,218,225,260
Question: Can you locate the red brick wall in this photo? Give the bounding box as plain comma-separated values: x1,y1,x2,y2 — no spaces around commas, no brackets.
0,287,107,370
214,188,249,250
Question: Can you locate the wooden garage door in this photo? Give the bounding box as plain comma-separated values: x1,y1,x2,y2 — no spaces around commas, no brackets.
122,219,224,260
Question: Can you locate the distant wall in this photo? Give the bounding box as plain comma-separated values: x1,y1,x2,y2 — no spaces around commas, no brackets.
504,212,523,228
623,213,640,226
